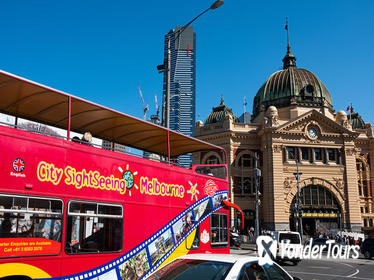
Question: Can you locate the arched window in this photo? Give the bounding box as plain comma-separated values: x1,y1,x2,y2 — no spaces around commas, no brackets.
357,158,370,198
299,185,338,207
206,155,219,165
237,154,252,168
290,185,342,233
201,152,222,165
233,152,255,196
291,185,340,210
233,177,252,195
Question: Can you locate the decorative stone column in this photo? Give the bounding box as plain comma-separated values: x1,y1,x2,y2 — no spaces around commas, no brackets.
260,128,287,231
343,144,362,231
259,134,273,230
368,140,374,220
271,142,289,231
227,137,236,228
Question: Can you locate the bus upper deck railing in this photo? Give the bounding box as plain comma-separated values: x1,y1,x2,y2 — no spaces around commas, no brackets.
0,119,227,178
0,69,227,168
0,120,171,163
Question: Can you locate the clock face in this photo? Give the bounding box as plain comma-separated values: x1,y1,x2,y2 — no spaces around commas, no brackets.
308,127,318,139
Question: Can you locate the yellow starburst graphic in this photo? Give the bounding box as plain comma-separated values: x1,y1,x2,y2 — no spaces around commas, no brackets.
187,181,200,201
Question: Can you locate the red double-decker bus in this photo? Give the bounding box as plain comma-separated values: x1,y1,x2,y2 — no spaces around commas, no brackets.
0,70,242,280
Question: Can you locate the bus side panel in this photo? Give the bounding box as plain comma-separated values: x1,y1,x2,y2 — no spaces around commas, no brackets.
122,203,171,253
0,127,230,278
0,127,67,195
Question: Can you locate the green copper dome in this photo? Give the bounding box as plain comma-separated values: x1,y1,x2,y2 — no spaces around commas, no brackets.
205,97,239,125
351,112,365,129
252,48,333,119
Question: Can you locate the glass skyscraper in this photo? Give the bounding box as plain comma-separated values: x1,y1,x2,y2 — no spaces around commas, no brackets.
161,26,196,167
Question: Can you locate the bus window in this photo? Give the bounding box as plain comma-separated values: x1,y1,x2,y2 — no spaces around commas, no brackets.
194,165,227,179
210,213,228,247
65,201,123,254
0,194,63,258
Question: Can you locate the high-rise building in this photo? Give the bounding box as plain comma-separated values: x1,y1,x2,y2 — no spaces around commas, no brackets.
143,115,161,162
102,140,126,154
161,26,196,167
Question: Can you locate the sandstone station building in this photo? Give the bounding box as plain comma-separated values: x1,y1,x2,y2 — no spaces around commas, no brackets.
194,44,374,235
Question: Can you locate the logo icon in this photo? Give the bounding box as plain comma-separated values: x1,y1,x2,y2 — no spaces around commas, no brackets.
204,179,218,197
200,229,210,244
257,236,277,265
12,158,25,173
114,164,139,196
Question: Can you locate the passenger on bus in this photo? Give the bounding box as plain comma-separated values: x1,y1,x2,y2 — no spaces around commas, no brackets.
21,224,34,237
206,168,214,176
81,132,93,146
22,225,28,232
0,217,12,238
51,220,62,241
38,217,61,241
78,227,103,252
72,136,80,143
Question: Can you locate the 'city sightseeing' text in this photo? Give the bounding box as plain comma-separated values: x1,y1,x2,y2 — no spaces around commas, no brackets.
37,161,128,195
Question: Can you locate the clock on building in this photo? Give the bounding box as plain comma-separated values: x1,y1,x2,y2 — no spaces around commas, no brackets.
307,127,318,139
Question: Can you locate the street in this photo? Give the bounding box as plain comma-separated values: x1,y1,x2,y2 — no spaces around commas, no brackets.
283,258,374,280
231,247,374,280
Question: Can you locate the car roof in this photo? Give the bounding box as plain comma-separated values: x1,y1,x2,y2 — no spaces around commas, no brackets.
275,231,300,234
178,253,259,264
145,253,294,280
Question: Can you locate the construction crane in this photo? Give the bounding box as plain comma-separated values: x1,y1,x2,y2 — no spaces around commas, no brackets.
138,84,149,120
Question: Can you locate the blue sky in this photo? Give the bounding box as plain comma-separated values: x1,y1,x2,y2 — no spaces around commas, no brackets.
1,0,373,125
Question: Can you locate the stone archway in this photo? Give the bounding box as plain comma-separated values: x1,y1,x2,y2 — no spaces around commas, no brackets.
284,177,346,216
285,178,346,235
201,151,223,165
233,150,256,167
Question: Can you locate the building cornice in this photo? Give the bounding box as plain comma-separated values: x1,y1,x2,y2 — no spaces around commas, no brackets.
257,110,360,141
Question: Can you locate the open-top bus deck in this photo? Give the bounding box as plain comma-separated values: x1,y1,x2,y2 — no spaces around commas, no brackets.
0,70,240,280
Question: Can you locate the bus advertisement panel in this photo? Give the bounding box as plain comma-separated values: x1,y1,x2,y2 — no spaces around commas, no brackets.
0,125,230,280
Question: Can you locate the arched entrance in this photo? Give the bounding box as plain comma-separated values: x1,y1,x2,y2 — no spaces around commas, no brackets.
289,185,342,236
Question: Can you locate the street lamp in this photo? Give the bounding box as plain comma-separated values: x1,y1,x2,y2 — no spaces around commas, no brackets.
293,159,303,239
157,0,224,129
254,152,261,239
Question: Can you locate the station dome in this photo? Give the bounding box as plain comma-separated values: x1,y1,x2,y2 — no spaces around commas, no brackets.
252,44,333,119
205,97,239,125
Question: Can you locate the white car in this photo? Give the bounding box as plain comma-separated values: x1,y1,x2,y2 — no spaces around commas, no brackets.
145,254,302,280
269,231,302,265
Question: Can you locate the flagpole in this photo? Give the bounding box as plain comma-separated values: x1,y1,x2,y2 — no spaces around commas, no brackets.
285,17,290,53
243,96,247,115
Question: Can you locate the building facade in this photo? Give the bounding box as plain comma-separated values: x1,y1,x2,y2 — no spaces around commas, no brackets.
194,47,374,235
161,26,196,167
102,140,126,153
